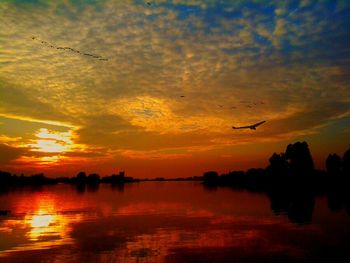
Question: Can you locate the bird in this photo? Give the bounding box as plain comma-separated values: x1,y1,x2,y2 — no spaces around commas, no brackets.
180,95,185,98
232,120,266,130
32,36,109,61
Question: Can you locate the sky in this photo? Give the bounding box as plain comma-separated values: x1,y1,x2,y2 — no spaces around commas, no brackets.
0,0,350,178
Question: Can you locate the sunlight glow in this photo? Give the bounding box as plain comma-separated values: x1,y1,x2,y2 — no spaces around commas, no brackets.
25,209,63,241
29,128,73,153
26,128,76,163
14,195,81,250
30,214,54,228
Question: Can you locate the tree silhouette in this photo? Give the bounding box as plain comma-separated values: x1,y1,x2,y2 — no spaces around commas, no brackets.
267,153,288,175
285,142,314,175
203,171,218,183
326,154,342,175
343,149,350,175
76,171,87,183
87,173,100,184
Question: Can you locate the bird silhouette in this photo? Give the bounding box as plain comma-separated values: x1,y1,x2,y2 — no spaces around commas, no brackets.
31,36,109,61
232,120,266,130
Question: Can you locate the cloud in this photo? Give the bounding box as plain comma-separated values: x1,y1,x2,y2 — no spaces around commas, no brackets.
118,149,189,160
0,81,74,126
0,143,25,164
0,0,349,173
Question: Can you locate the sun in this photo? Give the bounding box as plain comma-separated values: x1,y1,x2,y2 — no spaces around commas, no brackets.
29,128,73,153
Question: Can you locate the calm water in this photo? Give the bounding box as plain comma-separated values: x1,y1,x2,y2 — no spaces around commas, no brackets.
0,182,350,263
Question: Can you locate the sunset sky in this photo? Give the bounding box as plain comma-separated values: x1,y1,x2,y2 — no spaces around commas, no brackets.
1,0,349,178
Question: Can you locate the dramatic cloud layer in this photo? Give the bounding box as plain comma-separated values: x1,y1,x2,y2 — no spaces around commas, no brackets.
1,0,349,177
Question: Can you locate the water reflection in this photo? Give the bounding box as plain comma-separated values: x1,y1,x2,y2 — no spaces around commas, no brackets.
0,182,350,263
267,187,315,224
26,213,56,239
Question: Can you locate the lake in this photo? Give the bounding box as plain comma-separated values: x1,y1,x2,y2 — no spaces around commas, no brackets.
1,181,350,262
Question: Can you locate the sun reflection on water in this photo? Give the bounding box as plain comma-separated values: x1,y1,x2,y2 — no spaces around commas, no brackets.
25,211,62,241
0,193,82,256
29,214,53,228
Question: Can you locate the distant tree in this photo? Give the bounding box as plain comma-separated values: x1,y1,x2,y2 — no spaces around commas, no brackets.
267,153,288,175
30,173,46,184
285,142,314,175
219,171,244,185
155,177,165,181
326,154,342,175
31,173,45,179
87,173,100,184
76,171,87,183
343,149,350,175
102,171,126,184
203,171,218,183
0,171,12,185
246,168,265,177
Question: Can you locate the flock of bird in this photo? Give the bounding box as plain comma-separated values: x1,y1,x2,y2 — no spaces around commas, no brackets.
218,100,265,109
31,36,109,61
158,1,267,130
30,0,266,131
179,96,266,129
180,96,265,110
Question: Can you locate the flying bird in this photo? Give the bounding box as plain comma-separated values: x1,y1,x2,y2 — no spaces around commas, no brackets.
232,120,266,130
180,95,185,98
31,36,108,61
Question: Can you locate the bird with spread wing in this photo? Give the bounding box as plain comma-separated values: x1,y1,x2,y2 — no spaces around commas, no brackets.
232,120,266,130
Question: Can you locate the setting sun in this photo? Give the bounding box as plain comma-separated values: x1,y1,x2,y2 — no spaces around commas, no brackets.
29,128,73,153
